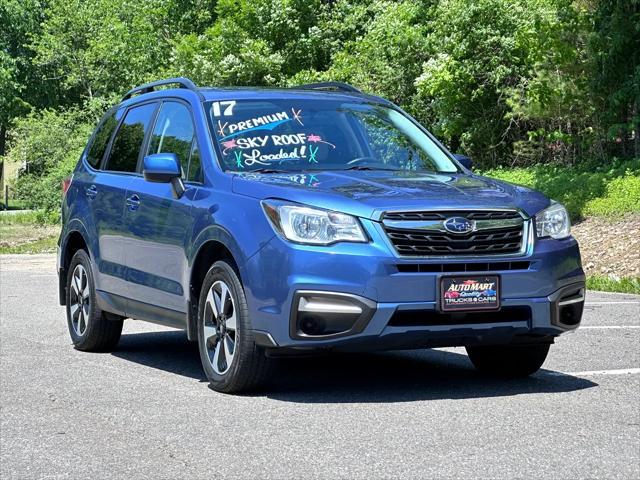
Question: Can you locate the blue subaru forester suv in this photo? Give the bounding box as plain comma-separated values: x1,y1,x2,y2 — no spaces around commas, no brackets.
58,78,585,393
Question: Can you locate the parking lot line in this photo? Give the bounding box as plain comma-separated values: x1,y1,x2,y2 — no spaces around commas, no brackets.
585,301,640,305
565,368,640,376
544,368,640,377
580,326,640,329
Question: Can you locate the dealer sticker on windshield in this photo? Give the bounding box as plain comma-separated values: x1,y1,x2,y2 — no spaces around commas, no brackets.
440,275,500,312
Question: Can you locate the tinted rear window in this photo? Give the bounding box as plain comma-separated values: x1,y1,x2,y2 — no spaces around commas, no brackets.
105,103,157,173
87,110,121,168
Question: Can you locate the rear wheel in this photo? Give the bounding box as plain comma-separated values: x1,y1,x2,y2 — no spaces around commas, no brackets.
197,260,272,393
465,343,550,377
66,249,123,352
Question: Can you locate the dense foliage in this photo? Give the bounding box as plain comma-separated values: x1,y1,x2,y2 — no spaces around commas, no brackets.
1,0,639,211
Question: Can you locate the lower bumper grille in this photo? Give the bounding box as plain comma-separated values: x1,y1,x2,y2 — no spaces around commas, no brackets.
389,306,531,327
396,261,531,273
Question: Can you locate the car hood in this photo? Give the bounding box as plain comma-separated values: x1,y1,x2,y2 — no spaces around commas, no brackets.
231,170,550,220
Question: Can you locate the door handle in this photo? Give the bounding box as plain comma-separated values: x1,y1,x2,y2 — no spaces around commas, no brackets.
126,194,140,211
86,185,98,198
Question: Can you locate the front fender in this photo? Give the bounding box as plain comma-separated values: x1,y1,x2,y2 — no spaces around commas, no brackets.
185,193,275,341
187,189,276,276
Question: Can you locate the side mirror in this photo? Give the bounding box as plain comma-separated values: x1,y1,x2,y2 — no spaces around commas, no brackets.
143,153,185,198
453,153,472,171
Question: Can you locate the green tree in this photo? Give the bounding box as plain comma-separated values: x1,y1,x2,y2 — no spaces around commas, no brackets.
589,0,640,159
0,0,53,156
32,0,179,102
414,0,544,165
322,1,430,107
504,0,593,164
7,107,95,211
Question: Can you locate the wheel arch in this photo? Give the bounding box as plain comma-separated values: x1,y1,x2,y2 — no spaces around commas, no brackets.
59,224,92,306
187,229,245,341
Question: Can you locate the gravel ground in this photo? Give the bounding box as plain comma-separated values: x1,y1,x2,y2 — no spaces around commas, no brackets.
572,214,640,278
1,254,639,479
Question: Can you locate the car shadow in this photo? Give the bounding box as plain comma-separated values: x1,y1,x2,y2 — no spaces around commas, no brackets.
112,330,597,402
114,330,207,381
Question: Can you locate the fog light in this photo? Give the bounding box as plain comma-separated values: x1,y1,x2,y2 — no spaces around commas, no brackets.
291,291,376,339
549,284,585,329
299,315,326,335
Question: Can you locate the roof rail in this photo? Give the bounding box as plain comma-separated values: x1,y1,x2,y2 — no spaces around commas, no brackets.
122,77,199,101
293,81,362,94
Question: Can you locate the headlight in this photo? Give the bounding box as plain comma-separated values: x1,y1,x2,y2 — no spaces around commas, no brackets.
535,202,570,239
262,201,367,245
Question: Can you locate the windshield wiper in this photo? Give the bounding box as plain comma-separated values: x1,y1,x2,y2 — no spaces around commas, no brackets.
246,168,288,174
342,165,397,171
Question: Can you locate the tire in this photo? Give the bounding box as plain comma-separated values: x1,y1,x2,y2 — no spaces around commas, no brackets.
197,260,272,393
465,343,550,377
65,249,123,352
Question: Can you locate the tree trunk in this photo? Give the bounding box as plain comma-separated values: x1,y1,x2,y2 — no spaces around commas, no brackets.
0,124,5,208
449,135,461,154
0,124,6,157
634,100,640,160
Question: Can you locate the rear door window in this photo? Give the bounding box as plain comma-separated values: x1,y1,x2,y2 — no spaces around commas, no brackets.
105,103,157,173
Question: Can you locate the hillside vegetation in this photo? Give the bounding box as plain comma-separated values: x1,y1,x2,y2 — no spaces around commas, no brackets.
483,159,640,220
1,0,639,212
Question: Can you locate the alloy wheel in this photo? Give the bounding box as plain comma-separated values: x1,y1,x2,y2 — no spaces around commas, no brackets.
69,264,90,336
203,280,237,375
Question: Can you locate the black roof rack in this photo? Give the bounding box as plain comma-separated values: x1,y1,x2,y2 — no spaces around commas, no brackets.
122,77,199,101
292,81,362,94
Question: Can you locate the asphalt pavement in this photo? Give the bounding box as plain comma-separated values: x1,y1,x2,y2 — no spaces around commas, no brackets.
1,254,639,479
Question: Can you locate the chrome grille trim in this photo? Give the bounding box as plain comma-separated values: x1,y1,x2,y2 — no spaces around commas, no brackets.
382,217,524,232
383,210,523,221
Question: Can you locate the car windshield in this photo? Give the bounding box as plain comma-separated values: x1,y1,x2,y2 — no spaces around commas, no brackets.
207,98,460,173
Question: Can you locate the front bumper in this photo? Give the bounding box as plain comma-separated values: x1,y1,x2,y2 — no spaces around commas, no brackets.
243,225,585,351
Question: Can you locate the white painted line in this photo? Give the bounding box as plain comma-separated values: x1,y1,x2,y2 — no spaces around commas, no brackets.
587,289,640,297
544,368,640,377
585,301,640,305
581,325,640,330
565,368,640,377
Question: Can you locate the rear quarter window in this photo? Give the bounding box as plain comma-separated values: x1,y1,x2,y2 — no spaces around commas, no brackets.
86,110,122,169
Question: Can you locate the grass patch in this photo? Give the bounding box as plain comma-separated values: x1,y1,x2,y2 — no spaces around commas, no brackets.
0,198,28,210
8,199,28,210
0,209,59,225
0,234,58,254
0,211,59,254
587,276,640,295
0,211,40,225
482,159,640,220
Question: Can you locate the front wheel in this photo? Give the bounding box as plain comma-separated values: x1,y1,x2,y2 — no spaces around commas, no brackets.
197,260,272,393
465,343,550,377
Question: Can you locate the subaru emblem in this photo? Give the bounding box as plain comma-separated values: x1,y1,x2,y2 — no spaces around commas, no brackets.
443,217,475,234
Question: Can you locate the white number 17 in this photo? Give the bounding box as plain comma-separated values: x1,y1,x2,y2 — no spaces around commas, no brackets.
211,100,236,117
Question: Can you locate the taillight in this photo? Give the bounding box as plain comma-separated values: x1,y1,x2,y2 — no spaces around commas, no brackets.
62,175,73,196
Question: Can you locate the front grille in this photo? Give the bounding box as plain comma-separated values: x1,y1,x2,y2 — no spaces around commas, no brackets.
382,210,526,256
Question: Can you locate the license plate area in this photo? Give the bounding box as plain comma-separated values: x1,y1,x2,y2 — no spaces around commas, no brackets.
440,275,500,312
